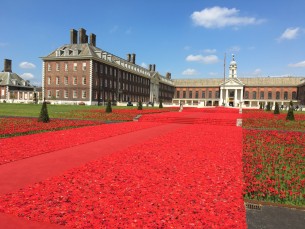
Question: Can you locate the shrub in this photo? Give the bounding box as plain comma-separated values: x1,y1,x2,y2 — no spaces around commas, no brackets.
259,103,263,110
286,101,295,121
38,101,50,123
159,99,163,108
266,102,271,111
138,101,143,110
105,100,112,113
274,102,280,114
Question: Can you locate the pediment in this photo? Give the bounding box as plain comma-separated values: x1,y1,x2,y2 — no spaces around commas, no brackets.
220,78,244,87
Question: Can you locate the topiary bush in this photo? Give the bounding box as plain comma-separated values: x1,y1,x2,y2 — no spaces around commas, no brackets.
105,100,112,113
274,102,280,114
38,101,50,123
266,102,271,111
138,101,143,110
159,99,163,108
286,101,295,121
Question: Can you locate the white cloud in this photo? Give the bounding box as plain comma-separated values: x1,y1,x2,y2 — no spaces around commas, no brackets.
186,54,219,64
253,68,262,76
278,27,300,41
21,73,34,80
191,6,264,29
19,62,36,69
209,72,219,76
141,62,148,68
182,68,198,76
288,60,305,67
203,49,217,53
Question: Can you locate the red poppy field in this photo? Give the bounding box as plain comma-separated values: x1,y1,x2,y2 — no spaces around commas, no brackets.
242,109,305,206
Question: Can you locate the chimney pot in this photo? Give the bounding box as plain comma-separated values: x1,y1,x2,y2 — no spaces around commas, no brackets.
90,33,96,46
79,28,87,44
4,59,12,72
126,54,131,62
152,64,156,72
148,64,152,71
131,53,136,64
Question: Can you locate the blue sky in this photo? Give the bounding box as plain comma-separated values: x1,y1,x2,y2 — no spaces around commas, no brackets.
1,0,305,86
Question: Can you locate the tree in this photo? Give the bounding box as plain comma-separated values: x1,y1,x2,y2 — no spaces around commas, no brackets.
105,100,112,113
259,102,263,110
138,101,143,110
159,99,163,108
266,102,271,111
286,101,295,121
274,102,280,114
38,101,50,123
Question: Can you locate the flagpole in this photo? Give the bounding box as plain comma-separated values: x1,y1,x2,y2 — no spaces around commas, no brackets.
223,53,226,106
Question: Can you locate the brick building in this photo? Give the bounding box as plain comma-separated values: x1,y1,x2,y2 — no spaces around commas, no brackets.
0,59,40,103
173,55,305,108
42,28,175,105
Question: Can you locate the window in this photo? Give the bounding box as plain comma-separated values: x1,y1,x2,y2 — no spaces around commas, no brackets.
82,76,86,85
183,91,186,98
202,91,206,98
64,76,68,85
56,76,59,85
82,90,87,98
105,66,108,75
73,63,77,71
56,90,60,98
64,90,68,98
56,63,60,71
47,77,51,85
73,90,77,98
189,91,192,98
73,77,77,85
215,91,219,98
244,91,249,99
105,79,107,87
284,91,288,100
109,80,112,89
276,91,280,100
82,63,87,71
260,91,264,99
100,65,103,73
208,91,212,98
47,63,51,71
268,91,272,99
65,63,68,71
292,91,297,100
47,90,51,98
252,91,257,99
195,91,199,99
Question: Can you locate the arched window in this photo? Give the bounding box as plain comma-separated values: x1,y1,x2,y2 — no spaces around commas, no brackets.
292,91,297,100
268,91,272,99
284,91,288,100
260,91,264,99
276,91,280,100
252,91,257,99
244,91,249,99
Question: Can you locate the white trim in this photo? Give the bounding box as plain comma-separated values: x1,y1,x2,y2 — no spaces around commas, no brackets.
42,62,45,101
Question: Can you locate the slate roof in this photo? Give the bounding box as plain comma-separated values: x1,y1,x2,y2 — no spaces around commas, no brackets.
173,77,305,87
0,72,33,88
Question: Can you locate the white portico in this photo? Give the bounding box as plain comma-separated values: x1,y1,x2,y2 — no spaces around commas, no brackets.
220,55,244,107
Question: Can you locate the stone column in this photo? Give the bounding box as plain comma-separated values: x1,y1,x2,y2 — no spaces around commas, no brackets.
234,89,237,106
220,89,223,105
240,89,243,102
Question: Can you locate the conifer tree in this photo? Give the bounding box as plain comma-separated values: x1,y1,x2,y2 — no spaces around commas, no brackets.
274,102,280,114
286,101,295,121
38,101,50,123
106,100,112,113
266,102,271,111
138,101,143,110
259,102,263,110
159,99,163,108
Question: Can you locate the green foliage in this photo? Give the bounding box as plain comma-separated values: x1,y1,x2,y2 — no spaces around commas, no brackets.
266,102,271,111
274,102,280,114
105,100,112,113
286,101,295,121
138,101,143,110
159,99,163,108
259,102,263,110
38,101,50,123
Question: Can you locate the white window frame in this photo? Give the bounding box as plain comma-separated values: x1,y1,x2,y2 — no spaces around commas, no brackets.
64,90,68,98
82,76,86,85
56,90,60,98
64,76,68,85
73,63,77,71
82,62,87,71
73,90,77,98
82,90,86,98
56,76,60,85
73,76,77,85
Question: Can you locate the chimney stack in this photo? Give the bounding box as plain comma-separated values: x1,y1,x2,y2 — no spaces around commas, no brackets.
166,72,171,79
131,53,136,64
152,64,156,72
4,59,12,72
70,29,78,44
148,64,152,71
90,33,96,46
126,54,131,62
79,28,87,44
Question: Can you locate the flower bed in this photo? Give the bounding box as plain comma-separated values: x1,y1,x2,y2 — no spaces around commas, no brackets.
0,117,101,138
0,122,162,165
243,129,305,206
0,124,246,228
